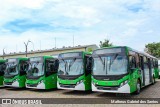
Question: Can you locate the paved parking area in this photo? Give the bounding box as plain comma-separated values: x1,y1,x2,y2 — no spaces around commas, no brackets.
0,80,160,107
1,80,160,98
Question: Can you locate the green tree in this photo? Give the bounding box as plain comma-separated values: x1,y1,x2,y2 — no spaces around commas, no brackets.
87,48,93,52
99,39,113,48
145,42,160,58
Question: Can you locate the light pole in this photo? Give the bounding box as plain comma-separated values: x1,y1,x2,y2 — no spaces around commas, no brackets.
3,48,6,59
24,40,31,57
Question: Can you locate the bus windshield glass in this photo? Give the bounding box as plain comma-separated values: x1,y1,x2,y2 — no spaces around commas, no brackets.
5,59,18,76
92,48,128,75
27,57,44,77
58,58,83,76
58,52,83,76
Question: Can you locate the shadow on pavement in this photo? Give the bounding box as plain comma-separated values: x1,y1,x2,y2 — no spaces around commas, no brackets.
29,88,61,93
62,90,94,96
97,92,132,98
6,87,27,91
0,87,9,89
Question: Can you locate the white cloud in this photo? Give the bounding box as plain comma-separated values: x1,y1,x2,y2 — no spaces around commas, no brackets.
4,0,45,9
0,0,160,55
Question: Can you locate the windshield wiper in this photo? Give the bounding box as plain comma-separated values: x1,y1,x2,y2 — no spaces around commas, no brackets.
109,54,118,71
69,58,76,71
97,55,105,70
59,56,68,75
65,62,68,75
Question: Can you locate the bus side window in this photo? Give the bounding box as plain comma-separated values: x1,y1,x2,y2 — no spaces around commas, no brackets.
85,55,92,75
135,53,140,68
151,59,154,68
139,56,142,69
46,59,58,76
0,63,6,75
129,56,136,69
155,60,158,68
24,61,29,72
20,61,29,75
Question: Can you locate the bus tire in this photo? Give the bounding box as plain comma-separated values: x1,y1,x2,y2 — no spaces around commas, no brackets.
135,80,141,95
152,75,155,85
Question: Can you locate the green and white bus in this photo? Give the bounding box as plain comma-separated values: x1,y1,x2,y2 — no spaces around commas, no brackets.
0,59,6,87
91,46,159,94
57,51,92,91
4,58,29,88
26,56,59,89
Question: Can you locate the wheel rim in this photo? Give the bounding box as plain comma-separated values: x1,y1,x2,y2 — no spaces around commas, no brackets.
137,82,140,93
153,77,155,83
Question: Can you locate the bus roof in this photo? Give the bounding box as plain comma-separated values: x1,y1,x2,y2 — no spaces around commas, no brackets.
59,51,91,55
6,57,28,60
29,56,53,59
127,47,158,60
94,46,158,60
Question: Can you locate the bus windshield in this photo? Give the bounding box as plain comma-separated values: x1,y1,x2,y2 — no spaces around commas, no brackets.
58,58,84,76
92,55,128,75
27,62,44,77
5,62,18,76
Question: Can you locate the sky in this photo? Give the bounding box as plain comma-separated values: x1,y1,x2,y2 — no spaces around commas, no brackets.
0,0,160,55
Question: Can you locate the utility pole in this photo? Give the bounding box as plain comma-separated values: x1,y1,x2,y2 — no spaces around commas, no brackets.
16,44,18,53
55,37,56,48
24,40,31,57
3,48,6,59
40,41,41,51
73,35,74,47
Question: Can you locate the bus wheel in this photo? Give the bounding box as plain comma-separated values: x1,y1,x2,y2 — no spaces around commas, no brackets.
135,80,141,95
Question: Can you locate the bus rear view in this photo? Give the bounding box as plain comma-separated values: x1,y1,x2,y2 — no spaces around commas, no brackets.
57,51,91,91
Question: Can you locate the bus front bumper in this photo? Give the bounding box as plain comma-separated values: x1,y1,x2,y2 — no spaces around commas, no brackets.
92,83,130,93
26,82,45,89
57,82,85,91
4,81,19,87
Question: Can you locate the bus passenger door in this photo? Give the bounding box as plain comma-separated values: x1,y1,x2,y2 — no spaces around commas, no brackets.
148,58,153,83
144,57,150,86
45,59,58,88
129,55,137,91
139,56,145,86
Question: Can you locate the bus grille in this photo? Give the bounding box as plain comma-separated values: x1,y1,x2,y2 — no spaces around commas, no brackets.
27,84,38,87
96,85,119,90
4,82,13,85
60,84,76,88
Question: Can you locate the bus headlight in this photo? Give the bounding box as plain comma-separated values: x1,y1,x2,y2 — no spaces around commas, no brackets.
38,80,44,84
92,81,98,85
120,80,128,87
77,80,83,85
92,81,95,85
13,79,18,83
